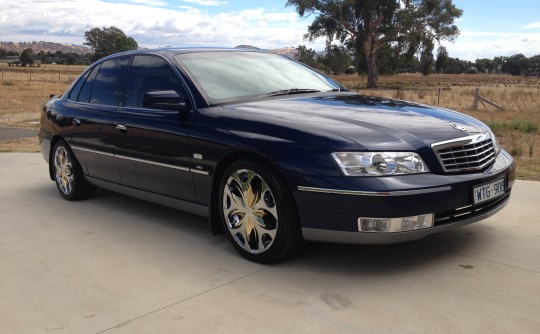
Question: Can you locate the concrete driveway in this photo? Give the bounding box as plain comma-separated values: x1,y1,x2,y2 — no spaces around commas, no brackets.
1,153,539,333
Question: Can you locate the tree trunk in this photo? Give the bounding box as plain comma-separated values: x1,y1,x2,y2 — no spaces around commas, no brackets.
366,51,378,88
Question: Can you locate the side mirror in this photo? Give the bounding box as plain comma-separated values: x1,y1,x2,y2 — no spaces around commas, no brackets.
142,90,187,111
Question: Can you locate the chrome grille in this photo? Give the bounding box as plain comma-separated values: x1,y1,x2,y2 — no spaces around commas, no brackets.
432,134,496,172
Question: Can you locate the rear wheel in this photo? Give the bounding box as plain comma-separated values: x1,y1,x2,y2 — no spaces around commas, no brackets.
219,159,302,263
52,141,96,201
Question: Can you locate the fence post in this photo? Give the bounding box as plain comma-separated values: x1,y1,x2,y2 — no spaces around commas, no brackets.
438,87,441,106
396,87,400,100
473,88,480,111
29,69,32,81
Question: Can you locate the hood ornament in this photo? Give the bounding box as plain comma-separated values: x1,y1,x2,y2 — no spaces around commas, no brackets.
451,123,468,132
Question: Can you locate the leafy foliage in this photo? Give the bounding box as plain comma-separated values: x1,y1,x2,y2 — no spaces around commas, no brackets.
435,46,449,73
287,0,462,87
295,45,319,68
320,43,352,74
84,26,138,61
20,48,34,67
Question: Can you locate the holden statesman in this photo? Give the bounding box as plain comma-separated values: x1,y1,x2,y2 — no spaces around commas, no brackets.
39,48,515,262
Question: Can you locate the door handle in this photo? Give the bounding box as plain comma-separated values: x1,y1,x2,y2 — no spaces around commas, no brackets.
73,119,81,127
116,124,127,132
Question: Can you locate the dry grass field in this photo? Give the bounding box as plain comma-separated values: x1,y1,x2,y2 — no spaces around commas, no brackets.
1,64,538,179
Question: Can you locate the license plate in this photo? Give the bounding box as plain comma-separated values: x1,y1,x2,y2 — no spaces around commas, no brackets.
473,178,505,204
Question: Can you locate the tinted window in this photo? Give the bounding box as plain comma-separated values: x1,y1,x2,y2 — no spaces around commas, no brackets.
77,64,100,103
124,55,183,108
68,69,91,101
89,56,130,106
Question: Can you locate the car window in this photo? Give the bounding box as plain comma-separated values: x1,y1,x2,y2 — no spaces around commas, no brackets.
89,56,130,106
68,69,91,101
76,64,100,103
124,55,184,108
175,51,342,104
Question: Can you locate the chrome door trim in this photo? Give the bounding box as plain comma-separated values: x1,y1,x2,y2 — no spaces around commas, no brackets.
70,145,207,174
115,154,191,172
71,145,114,157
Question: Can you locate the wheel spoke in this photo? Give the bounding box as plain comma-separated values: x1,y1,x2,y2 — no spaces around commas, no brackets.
223,168,279,255
54,145,75,195
246,175,262,208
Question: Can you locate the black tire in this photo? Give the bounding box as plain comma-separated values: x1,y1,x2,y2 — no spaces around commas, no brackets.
218,159,303,263
51,140,96,201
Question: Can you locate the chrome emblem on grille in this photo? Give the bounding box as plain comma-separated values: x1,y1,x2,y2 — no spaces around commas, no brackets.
451,123,468,132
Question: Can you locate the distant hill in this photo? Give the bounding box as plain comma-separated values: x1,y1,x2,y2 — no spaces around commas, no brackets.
1,41,301,57
234,44,262,50
233,44,298,58
270,46,298,58
0,41,92,54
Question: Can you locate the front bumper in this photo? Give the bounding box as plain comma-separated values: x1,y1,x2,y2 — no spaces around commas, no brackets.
291,150,515,244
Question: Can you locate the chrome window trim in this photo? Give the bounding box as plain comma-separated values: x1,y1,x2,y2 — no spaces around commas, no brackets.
297,186,451,197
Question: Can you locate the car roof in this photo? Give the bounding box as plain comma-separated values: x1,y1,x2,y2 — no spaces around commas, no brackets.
112,46,263,57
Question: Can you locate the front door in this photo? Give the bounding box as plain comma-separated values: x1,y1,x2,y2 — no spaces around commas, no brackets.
114,54,195,201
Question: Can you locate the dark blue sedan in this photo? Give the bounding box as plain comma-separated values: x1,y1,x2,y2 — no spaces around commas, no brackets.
39,48,515,262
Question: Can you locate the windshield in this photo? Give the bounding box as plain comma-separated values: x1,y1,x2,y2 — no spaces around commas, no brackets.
175,51,343,104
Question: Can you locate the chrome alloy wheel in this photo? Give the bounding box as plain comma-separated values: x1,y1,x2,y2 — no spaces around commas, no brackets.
54,145,74,195
222,169,278,254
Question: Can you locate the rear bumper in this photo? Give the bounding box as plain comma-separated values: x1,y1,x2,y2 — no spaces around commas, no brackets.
291,150,515,243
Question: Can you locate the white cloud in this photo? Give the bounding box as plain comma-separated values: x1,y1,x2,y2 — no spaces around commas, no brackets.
442,30,540,60
181,0,228,6
0,0,324,50
523,22,540,29
128,0,167,6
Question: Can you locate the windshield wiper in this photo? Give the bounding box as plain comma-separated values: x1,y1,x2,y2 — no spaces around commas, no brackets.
327,88,349,92
263,88,321,97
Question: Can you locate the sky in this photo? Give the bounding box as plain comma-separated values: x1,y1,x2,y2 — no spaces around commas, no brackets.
0,0,539,60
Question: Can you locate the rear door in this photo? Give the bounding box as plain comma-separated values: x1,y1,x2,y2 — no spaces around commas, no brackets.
69,56,130,183
114,54,195,201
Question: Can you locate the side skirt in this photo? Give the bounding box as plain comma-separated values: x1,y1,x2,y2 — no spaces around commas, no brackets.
85,176,209,218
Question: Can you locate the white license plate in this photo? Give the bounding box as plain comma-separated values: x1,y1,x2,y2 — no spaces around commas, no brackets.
473,178,505,204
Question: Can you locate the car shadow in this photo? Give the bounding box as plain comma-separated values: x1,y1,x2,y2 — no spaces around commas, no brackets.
36,183,497,274
287,224,495,275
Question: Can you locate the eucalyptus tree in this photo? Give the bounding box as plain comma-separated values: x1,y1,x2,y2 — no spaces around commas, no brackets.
287,0,462,87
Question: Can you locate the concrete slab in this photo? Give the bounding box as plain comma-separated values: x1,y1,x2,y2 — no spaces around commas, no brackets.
1,153,539,333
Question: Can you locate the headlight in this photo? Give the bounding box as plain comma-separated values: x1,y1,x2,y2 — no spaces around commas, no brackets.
331,152,430,176
487,129,501,154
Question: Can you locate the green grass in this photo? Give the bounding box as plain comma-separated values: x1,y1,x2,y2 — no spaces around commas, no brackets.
486,119,538,134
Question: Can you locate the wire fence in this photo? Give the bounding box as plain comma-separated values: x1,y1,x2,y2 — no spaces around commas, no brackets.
0,65,84,83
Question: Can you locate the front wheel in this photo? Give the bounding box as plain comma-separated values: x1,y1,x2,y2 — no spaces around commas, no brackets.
219,159,302,263
52,141,96,201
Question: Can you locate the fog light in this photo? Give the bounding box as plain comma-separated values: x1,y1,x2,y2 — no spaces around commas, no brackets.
358,214,434,232
359,218,390,232
401,215,433,230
